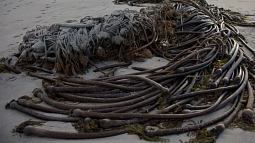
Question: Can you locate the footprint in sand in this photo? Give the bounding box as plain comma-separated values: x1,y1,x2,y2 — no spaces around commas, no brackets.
14,20,23,22
36,16,42,18
7,43,15,47
7,10,11,12
36,20,42,23
13,34,23,38
5,76,17,82
25,2,32,5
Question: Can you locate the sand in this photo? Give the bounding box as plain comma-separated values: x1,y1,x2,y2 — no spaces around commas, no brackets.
0,0,254,143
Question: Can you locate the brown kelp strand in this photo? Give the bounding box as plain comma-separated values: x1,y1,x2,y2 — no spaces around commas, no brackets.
99,118,149,129
160,72,199,113
7,0,255,141
23,65,54,74
221,49,243,85
45,82,144,93
17,99,70,114
241,81,255,123
44,83,133,93
72,91,226,120
168,83,240,101
8,100,78,122
209,91,244,138
4,58,21,74
66,76,150,88
214,39,239,75
93,62,132,72
74,92,133,98
210,69,228,88
111,91,160,113
35,88,161,110
214,66,247,111
102,75,169,93
20,126,129,139
28,72,84,87
55,87,158,104
145,96,240,137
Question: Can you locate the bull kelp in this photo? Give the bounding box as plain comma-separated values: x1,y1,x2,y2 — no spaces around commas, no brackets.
5,0,255,142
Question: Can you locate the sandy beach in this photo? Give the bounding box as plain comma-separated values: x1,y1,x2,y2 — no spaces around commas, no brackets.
0,0,254,143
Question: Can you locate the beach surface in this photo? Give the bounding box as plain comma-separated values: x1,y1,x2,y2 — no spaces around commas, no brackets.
0,0,254,143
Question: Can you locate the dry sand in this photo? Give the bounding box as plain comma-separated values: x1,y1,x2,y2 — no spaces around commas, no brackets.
0,0,255,143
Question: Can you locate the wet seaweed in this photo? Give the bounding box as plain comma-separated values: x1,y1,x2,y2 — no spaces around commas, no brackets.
185,129,216,143
13,120,45,133
72,119,100,133
228,117,255,132
126,124,169,142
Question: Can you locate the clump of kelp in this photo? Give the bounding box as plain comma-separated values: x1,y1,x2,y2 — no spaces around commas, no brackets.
114,0,164,6
228,117,255,132
0,58,10,73
5,0,255,142
12,120,45,134
5,0,254,76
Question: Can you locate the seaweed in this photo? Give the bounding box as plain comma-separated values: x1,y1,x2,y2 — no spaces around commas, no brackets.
162,119,184,129
18,95,42,104
0,58,10,73
72,119,100,133
13,120,45,133
185,129,216,143
126,124,169,142
228,117,255,132
157,94,169,110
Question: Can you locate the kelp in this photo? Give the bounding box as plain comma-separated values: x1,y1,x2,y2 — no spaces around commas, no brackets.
0,58,10,73
13,120,45,133
72,119,100,133
126,124,169,142
228,117,255,132
185,129,216,143
5,0,255,142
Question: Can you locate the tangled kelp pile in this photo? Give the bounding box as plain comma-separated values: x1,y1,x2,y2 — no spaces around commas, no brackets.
114,0,164,6
5,0,255,142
